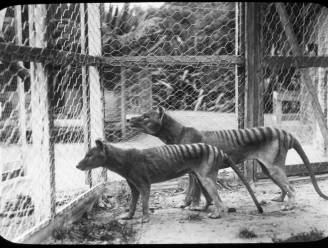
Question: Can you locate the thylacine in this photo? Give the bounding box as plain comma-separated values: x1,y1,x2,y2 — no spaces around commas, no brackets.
128,107,328,210
76,140,263,223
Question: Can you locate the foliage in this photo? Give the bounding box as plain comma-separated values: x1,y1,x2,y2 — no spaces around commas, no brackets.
102,2,236,112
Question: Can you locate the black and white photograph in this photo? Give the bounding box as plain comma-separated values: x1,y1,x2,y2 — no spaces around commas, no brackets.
0,2,328,244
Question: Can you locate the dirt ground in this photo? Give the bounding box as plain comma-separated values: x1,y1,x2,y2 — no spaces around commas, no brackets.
45,176,328,244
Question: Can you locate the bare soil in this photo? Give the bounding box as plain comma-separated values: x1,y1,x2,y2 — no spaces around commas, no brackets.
45,176,328,244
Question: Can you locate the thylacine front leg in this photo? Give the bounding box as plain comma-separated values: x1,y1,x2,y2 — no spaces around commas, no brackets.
121,181,140,220
140,184,151,223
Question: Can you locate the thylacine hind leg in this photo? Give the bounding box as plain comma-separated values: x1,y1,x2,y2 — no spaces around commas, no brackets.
188,174,202,210
258,159,296,210
193,171,225,218
181,173,201,209
190,172,213,212
255,140,289,202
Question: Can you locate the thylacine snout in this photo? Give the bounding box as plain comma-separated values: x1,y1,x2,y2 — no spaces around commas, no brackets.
76,140,108,171
127,109,164,135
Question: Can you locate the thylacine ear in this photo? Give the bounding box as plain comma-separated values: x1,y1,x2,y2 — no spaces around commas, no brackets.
95,139,104,150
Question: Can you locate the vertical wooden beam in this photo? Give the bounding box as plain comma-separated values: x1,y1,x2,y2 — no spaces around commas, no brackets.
0,8,6,32
87,3,104,186
14,5,27,175
244,2,263,182
99,2,107,182
121,68,127,139
275,3,328,151
79,3,92,185
28,4,56,220
236,2,245,129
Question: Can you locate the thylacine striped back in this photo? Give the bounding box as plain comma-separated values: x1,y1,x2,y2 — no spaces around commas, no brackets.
152,143,225,162
205,126,295,149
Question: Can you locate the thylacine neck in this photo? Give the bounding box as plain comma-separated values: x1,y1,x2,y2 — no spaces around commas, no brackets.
157,113,185,144
104,144,132,177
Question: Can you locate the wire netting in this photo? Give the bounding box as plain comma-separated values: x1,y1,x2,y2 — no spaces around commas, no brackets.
1,1,328,243
0,3,105,241
101,2,238,142
260,3,328,150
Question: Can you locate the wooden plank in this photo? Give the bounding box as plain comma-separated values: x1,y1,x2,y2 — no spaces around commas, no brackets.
87,3,104,186
79,3,91,186
244,2,263,181
264,56,328,68
235,2,245,129
0,8,6,31
255,162,328,179
14,5,28,176
28,4,56,220
275,3,328,153
272,91,282,125
99,3,108,182
13,182,107,244
3,41,328,68
0,42,244,66
121,69,126,139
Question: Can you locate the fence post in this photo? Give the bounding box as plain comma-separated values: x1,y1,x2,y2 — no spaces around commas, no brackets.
275,3,328,155
87,3,105,186
80,3,92,186
121,68,127,139
14,5,27,175
235,2,245,129
28,4,56,220
244,2,263,182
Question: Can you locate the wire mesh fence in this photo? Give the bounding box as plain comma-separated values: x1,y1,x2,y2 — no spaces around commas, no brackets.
260,3,328,151
0,1,328,243
101,2,238,142
0,3,106,241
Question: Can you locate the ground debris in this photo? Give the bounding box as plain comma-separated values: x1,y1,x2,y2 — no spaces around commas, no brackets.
49,218,136,244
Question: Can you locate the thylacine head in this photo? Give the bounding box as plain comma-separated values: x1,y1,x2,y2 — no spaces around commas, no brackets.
76,140,108,171
128,106,166,135
128,106,185,144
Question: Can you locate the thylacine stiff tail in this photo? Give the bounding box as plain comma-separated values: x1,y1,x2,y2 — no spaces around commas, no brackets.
290,135,328,200
222,153,263,213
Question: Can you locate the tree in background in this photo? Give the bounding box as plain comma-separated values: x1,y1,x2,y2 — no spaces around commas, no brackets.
101,2,236,112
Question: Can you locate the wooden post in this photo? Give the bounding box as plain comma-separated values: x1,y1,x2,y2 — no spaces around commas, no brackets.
14,5,27,175
87,3,104,186
236,2,245,129
121,68,127,139
244,2,263,182
80,3,92,185
99,2,107,182
275,3,328,152
28,4,56,220
272,91,282,125
0,8,6,31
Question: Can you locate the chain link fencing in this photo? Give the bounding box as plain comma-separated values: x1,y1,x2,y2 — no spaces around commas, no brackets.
101,2,239,142
260,2,328,163
0,3,105,241
1,1,328,243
